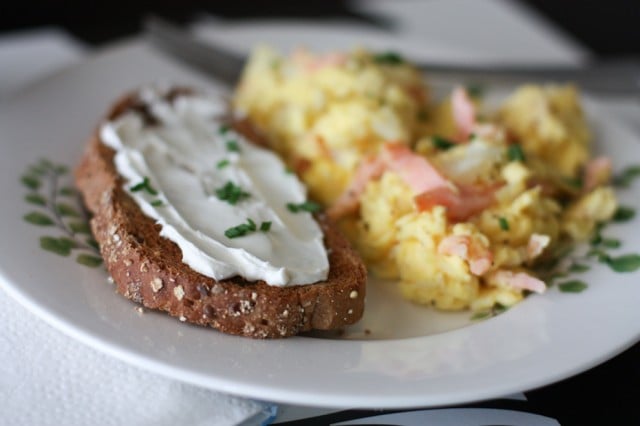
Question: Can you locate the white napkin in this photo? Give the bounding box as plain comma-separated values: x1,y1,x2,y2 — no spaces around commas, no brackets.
0,288,274,426
0,30,275,426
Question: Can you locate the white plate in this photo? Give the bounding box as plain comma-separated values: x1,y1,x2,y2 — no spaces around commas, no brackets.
1,37,640,409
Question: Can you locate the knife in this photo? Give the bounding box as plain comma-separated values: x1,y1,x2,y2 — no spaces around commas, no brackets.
144,16,640,95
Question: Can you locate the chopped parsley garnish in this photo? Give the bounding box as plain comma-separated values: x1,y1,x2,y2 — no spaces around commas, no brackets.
260,221,272,232
216,159,230,169
215,181,251,205
507,144,526,162
286,201,321,213
284,166,294,175
432,135,456,151
219,124,230,135
226,140,240,152
564,176,583,189
225,219,255,238
498,217,510,231
373,51,405,65
130,176,158,196
150,199,164,207
470,311,491,320
613,206,635,222
466,83,484,99
613,165,640,188
225,218,271,239
471,303,508,320
558,280,588,293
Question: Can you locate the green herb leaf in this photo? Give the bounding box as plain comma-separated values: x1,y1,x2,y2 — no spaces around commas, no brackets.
86,237,100,251
587,248,611,262
558,280,588,293
25,193,47,206
564,176,584,189
76,253,103,268
284,166,294,175
24,211,54,226
602,238,621,248
613,165,640,188
493,303,509,314
432,135,456,151
471,311,491,320
471,303,508,320
466,84,484,98
498,217,510,231
590,232,602,245
226,140,240,152
215,181,251,205
69,221,91,234
507,144,526,162
260,221,272,232
286,201,321,213
150,199,164,207
219,124,230,135
606,254,640,272
373,51,405,65
58,237,77,249
613,206,635,222
224,218,260,239
21,175,40,190
130,177,158,196
54,165,68,174
55,203,80,217
40,236,72,256
568,263,590,273
216,159,230,169
59,186,76,196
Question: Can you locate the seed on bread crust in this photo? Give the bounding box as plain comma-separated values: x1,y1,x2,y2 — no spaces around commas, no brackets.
173,285,185,300
151,277,163,293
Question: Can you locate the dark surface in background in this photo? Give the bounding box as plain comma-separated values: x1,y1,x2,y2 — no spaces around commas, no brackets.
1,0,639,56
1,1,639,425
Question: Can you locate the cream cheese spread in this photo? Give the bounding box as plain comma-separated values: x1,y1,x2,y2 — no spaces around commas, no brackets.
100,88,329,286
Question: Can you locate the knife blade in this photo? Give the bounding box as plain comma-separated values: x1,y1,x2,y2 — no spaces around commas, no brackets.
144,16,640,95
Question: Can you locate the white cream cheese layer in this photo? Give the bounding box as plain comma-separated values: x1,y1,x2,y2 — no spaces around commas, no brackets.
100,88,329,286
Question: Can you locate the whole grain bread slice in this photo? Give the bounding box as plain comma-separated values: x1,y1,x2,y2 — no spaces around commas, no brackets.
75,89,366,338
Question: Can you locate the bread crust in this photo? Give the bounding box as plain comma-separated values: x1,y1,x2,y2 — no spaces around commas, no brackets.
75,90,366,338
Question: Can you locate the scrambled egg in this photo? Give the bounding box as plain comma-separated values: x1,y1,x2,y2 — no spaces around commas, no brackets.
234,46,429,204
234,47,618,312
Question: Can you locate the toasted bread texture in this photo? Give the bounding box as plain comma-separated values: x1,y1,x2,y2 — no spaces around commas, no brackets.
75,90,366,338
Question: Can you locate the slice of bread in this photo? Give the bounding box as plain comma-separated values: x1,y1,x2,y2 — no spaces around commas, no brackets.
75,89,366,338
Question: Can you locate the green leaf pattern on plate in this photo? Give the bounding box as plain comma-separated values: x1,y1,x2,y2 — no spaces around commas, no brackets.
472,162,640,320
21,159,102,268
